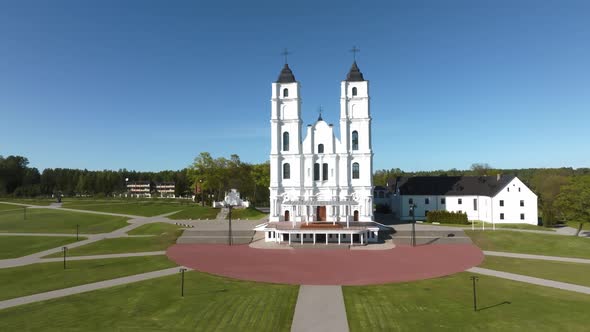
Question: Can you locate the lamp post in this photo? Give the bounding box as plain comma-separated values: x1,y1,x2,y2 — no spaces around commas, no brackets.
76,224,79,241
470,275,479,311
23,207,26,220
224,190,240,246
62,246,68,269
199,179,204,207
179,267,187,297
409,203,417,247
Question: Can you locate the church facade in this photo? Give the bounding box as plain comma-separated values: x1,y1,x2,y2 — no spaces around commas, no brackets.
262,60,380,245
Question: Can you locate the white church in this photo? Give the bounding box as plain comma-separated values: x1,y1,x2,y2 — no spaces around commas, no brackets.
262,60,381,245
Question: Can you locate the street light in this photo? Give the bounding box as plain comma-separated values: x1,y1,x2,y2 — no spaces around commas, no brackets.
409,203,417,247
62,246,68,269
223,190,241,246
470,275,479,311
179,268,187,297
199,179,204,207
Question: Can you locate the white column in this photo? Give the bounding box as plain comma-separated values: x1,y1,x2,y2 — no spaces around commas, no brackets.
350,233,353,245
313,233,316,245
361,233,364,245
326,233,328,245
301,234,303,244
288,233,291,245
338,233,341,245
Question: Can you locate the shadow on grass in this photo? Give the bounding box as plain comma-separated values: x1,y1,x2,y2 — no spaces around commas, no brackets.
477,301,511,312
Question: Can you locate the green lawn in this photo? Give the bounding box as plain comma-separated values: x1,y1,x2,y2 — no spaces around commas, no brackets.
426,221,551,231
127,222,182,235
168,205,220,220
61,198,190,217
343,272,589,332
229,207,268,220
0,204,25,211
565,221,590,231
0,256,177,301
0,271,298,332
466,230,590,259
480,256,590,287
0,208,129,234
0,235,84,259
47,229,183,257
0,198,54,206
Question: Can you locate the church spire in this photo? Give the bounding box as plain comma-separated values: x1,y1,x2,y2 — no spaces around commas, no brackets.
346,61,365,81
276,48,296,83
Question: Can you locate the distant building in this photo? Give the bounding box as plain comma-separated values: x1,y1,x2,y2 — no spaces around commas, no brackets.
378,175,538,225
126,181,151,198
155,182,175,198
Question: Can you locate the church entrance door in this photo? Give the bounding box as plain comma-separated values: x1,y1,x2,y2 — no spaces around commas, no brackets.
284,210,290,222
353,210,359,221
316,206,327,221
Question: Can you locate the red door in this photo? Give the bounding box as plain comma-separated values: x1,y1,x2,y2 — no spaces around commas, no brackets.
316,206,326,221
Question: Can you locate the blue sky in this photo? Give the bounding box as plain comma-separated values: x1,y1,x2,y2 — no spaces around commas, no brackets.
1,0,589,172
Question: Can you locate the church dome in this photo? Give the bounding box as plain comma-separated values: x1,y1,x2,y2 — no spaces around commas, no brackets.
346,61,365,81
277,63,296,83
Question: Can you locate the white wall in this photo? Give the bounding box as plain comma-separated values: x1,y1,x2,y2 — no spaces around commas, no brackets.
491,177,538,225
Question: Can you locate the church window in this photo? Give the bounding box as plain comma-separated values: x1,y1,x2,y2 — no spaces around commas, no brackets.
458,198,462,205
441,198,446,204
352,162,359,179
520,213,525,220
425,198,430,204
322,163,328,180
283,163,290,179
352,131,359,150
283,88,289,97
283,132,289,151
473,198,477,210
352,87,357,96
520,200,524,207
314,163,320,181
318,144,324,153
500,213,504,220
499,200,504,207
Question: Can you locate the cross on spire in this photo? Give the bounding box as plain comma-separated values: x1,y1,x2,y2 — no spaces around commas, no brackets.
350,46,360,61
281,48,291,64
318,106,323,121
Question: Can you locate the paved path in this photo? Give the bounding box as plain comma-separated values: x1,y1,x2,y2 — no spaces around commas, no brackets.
0,266,188,310
467,267,590,295
484,251,590,264
38,251,166,263
291,285,349,332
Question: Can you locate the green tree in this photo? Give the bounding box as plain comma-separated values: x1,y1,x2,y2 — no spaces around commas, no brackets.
555,175,590,236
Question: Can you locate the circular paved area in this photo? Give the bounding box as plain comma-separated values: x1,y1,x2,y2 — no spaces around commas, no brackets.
167,244,484,285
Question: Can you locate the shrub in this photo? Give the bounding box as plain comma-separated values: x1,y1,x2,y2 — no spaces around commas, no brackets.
426,210,469,224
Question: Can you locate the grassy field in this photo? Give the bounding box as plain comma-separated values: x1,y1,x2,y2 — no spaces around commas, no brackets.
61,199,186,217
0,256,177,301
565,221,590,231
426,221,552,231
343,272,589,331
0,208,128,234
480,256,590,287
229,207,268,220
0,198,55,206
0,270,298,332
168,205,220,220
127,222,182,235
47,229,183,257
0,235,84,259
465,230,590,259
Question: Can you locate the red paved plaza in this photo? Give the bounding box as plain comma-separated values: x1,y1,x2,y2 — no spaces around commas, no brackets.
167,244,484,285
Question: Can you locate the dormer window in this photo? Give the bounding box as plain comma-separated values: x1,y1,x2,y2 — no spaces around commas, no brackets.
318,144,324,153
352,87,357,96
283,88,289,97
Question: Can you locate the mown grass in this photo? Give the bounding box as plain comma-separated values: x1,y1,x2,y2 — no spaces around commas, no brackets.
228,207,268,220
465,230,590,259
0,198,54,206
0,270,298,332
61,199,184,217
46,229,183,257
343,272,589,332
168,205,220,220
0,235,84,259
0,208,128,234
0,256,177,301
479,256,590,287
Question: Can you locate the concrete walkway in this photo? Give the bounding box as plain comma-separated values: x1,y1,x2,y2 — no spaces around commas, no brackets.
38,251,166,263
291,285,349,332
0,266,189,310
484,251,590,264
467,267,590,295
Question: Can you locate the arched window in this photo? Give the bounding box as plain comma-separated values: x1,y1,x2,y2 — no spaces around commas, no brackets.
322,163,328,180
352,87,357,96
283,88,289,97
314,163,320,181
352,162,360,179
318,144,324,153
283,132,289,151
352,131,359,150
283,163,290,179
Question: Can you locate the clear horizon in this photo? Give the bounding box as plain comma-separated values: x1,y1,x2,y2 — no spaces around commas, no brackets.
2,0,589,172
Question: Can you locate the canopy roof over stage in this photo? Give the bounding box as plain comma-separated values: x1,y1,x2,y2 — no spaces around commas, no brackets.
282,200,358,206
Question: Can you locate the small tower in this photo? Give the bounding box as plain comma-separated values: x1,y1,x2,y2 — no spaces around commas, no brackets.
339,59,373,220
270,63,303,221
